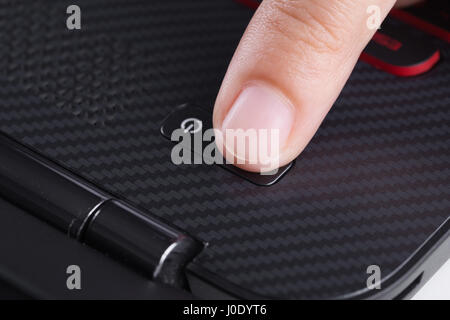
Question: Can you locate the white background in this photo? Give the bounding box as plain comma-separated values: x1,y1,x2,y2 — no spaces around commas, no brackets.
412,258,450,300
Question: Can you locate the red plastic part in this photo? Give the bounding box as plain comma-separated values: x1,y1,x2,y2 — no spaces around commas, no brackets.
360,49,440,77
235,1,450,44
390,9,450,43
234,0,260,10
235,0,442,77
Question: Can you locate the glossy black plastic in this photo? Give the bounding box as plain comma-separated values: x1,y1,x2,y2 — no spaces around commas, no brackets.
0,133,202,288
0,134,108,238
84,199,202,288
0,197,194,299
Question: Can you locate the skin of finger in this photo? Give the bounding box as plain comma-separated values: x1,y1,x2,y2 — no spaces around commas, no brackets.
213,0,396,171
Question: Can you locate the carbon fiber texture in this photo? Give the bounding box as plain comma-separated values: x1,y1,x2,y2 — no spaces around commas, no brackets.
0,0,448,299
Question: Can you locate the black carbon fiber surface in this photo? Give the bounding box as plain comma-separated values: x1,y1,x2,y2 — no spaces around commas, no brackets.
0,0,448,299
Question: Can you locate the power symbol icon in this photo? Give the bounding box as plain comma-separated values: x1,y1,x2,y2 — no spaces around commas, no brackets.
181,118,203,134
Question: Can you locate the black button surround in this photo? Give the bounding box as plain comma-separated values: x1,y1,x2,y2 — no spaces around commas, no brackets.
160,104,293,186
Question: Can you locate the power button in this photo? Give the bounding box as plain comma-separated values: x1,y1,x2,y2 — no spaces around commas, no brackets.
160,104,293,186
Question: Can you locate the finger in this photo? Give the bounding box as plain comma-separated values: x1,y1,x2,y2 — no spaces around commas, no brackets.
213,0,397,172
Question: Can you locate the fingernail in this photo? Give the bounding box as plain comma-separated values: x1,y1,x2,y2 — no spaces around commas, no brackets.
221,84,295,164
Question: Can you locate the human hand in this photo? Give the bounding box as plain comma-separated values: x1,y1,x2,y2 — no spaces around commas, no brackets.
213,0,421,172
